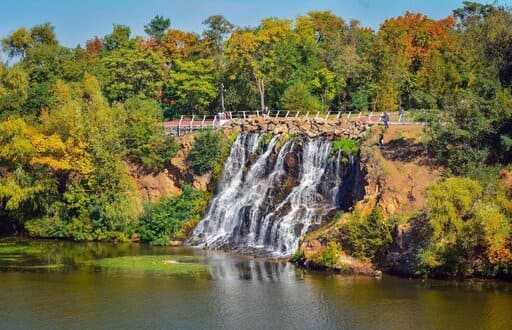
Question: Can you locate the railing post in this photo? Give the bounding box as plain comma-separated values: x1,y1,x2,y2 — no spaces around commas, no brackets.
256,110,259,117
213,115,217,128
358,112,361,119
285,111,289,118
369,112,373,123
336,112,341,121
201,115,206,128
324,111,330,120
295,111,300,118
347,112,351,120
275,110,280,118
305,112,310,119
190,115,195,132
178,115,183,136
315,112,319,120
242,111,246,119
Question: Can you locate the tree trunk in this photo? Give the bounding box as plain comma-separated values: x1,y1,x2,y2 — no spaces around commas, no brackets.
257,79,265,111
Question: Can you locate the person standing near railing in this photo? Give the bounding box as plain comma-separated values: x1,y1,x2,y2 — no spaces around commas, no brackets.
381,111,390,129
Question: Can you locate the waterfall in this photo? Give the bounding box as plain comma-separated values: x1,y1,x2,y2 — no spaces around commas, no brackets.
189,133,361,257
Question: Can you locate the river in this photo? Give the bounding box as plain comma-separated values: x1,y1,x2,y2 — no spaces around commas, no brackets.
0,239,511,330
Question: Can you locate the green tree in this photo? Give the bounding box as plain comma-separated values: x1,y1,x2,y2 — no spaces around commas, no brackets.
281,82,324,113
1,28,33,58
103,24,132,51
144,16,171,41
121,96,178,172
99,48,166,102
164,59,216,115
0,65,29,115
202,15,234,55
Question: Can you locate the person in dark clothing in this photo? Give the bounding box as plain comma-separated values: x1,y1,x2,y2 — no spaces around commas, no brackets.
379,133,385,149
382,112,390,129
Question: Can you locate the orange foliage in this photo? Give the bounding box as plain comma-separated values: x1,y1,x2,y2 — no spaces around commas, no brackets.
153,29,199,59
380,12,456,67
85,37,103,55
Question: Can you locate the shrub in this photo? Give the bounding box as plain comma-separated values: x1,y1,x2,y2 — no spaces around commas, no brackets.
187,129,223,175
291,250,305,263
188,129,235,179
138,186,209,245
418,177,512,277
317,241,342,267
121,96,178,172
331,138,360,157
340,207,394,262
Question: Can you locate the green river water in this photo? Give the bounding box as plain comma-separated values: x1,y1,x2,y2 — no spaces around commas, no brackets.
0,239,511,330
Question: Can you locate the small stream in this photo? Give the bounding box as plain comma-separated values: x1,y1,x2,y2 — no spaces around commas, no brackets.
0,239,511,330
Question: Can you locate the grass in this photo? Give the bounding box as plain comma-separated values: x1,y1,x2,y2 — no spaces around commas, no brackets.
84,255,208,276
0,243,45,255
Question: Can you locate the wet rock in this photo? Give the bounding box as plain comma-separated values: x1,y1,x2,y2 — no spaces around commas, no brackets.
284,152,299,172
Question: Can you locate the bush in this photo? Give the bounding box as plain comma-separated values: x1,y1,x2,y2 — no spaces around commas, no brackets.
316,241,342,267
418,177,512,277
138,186,209,245
187,129,223,175
121,96,178,172
331,138,360,157
340,207,394,262
187,129,235,178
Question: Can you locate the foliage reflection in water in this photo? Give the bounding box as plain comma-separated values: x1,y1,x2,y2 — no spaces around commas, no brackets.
0,239,511,330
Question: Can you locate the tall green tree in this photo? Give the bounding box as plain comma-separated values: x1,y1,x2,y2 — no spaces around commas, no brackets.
144,16,171,41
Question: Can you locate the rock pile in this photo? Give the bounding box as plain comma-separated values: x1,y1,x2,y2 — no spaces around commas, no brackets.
227,117,373,139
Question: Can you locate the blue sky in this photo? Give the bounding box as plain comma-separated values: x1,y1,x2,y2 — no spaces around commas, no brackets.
0,0,504,48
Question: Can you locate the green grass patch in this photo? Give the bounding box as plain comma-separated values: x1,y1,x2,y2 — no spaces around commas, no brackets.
331,138,360,157
0,243,45,255
84,255,208,276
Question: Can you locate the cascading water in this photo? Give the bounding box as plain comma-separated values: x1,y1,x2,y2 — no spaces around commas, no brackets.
189,133,363,257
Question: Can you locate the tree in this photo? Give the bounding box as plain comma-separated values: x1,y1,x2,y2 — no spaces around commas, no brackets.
99,48,166,102
281,82,324,113
159,29,199,59
1,28,33,58
1,23,58,59
120,96,177,172
225,19,294,110
103,24,131,51
30,23,58,46
202,15,234,55
86,37,103,55
164,59,216,115
144,15,171,41
0,65,29,115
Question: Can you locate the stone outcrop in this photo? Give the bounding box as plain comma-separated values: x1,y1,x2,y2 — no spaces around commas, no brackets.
129,132,216,203
226,117,372,140
297,124,441,276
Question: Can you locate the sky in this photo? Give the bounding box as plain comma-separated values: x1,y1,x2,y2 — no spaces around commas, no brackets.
0,0,506,49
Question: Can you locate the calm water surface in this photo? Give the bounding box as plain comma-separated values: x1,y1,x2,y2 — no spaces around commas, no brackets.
0,239,511,330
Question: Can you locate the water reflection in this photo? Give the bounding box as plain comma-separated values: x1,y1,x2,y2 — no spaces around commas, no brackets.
0,240,511,330
206,254,298,282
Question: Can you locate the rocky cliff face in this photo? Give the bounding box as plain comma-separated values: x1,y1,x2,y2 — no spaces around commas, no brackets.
129,132,216,203
298,125,441,275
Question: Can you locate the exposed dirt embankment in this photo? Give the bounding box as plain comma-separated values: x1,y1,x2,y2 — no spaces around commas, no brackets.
129,130,234,203
299,124,441,275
